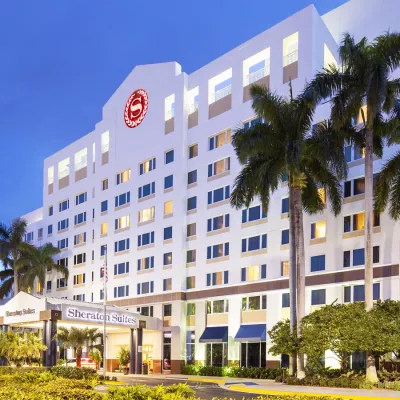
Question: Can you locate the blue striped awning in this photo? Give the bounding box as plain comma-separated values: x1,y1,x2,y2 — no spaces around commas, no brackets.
199,326,228,343
234,324,266,342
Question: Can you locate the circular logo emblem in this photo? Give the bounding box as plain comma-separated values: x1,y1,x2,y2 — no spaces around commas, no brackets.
124,89,148,128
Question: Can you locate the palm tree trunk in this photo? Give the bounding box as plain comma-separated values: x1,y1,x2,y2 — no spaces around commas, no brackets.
13,250,19,296
293,186,306,379
289,184,297,376
364,127,378,382
77,347,82,367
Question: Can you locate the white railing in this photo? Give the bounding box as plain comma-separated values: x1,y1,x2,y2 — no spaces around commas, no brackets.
75,156,87,171
283,50,298,67
188,103,199,114
166,108,175,120
101,142,109,154
58,167,69,179
245,65,270,86
212,84,232,103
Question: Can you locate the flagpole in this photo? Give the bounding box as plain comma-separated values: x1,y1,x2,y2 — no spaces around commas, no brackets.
103,245,107,379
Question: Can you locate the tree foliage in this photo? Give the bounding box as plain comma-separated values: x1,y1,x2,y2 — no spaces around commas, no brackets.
268,319,299,357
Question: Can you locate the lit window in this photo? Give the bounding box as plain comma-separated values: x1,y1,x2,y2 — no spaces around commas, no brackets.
74,232,86,245
73,273,86,285
139,157,156,175
137,257,154,271
241,264,266,281
311,221,326,239
115,215,130,230
163,278,172,291
164,201,173,215
318,188,326,204
208,157,230,178
209,129,231,150
281,261,289,277
101,222,108,235
138,206,155,223
206,271,228,286
164,252,172,266
186,276,196,290
116,169,131,185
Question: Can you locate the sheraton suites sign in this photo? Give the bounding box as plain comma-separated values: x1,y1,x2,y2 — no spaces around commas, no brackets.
66,308,137,326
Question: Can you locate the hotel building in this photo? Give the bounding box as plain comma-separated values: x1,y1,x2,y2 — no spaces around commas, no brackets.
5,0,400,373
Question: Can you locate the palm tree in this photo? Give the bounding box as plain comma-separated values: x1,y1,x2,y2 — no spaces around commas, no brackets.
55,326,101,367
230,83,347,378
0,218,35,297
20,243,68,295
303,32,400,382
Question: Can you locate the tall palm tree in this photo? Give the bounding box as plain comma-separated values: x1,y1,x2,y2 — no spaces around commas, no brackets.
303,32,400,382
230,83,347,378
0,218,35,297
55,326,101,367
20,243,68,295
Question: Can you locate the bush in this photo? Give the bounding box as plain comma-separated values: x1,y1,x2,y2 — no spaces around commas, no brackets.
181,364,281,379
50,366,98,380
104,383,195,399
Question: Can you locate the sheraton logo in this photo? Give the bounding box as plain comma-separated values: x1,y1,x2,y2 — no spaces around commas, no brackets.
5,308,36,317
66,307,137,326
124,89,148,128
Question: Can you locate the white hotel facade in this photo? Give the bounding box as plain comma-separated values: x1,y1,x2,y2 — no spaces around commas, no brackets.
15,0,400,373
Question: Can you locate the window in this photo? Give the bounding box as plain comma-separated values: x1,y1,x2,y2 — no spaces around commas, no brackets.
138,206,155,223
187,223,196,238
58,157,70,179
207,299,229,314
311,221,326,239
114,238,130,253
209,129,231,150
73,294,85,301
344,212,380,233
102,178,108,191
25,232,34,242
73,253,86,266
48,166,54,186
137,231,154,247
101,200,108,213
163,331,172,370
241,264,266,281
115,215,130,230
137,306,154,317
242,234,267,253
59,199,69,212
164,201,173,216
282,293,290,308
101,222,108,235
208,214,230,232
242,295,267,311
163,278,172,291
47,225,53,235
48,206,53,216
114,262,130,275
187,249,196,263
186,331,195,365
73,273,86,285
353,248,365,266
74,232,86,246
188,170,197,185
101,131,109,153
114,285,129,298
344,283,380,303
164,175,173,190
207,243,229,259
281,229,289,245
187,196,197,211
164,226,172,240
138,182,155,199
242,205,267,223
163,252,172,266
281,261,289,277
187,303,196,316
139,157,156,175
343,251,351,268
57,218,69,231
206,271,229,286
38,230,43,240
75,192,87,205
57,278,67,289
165,150,174,164
116,169,131,184
208,157,230,178
74,212,87,225
189,144,198,159
57,257,68,268
208,185,230,205
100,244,107,257
137,257,154,271
163,304,172,317
311,289,326,305
137,281,154,295
344,177,365,198
311,255,325,272
281,198,289,214
243,117,263,130
115,191,130,207
373,246,380,263
283,32,298,66
58,238,68,249
186,276,196,289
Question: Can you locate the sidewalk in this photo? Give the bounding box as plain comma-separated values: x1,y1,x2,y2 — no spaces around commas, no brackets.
112,373,400,399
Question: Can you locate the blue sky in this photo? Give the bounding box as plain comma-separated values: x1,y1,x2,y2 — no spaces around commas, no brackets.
0,0,346,222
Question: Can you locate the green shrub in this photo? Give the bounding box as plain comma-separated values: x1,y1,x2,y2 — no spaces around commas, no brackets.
105,383,195,399
50,365,98,380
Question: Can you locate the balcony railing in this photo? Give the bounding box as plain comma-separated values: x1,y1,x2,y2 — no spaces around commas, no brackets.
245,65,270,86
58,168,70,179
166,108,175,120
188,103,199,114
212,84,232,103
75,156,87,171
101,142,109,153
283,50,298,67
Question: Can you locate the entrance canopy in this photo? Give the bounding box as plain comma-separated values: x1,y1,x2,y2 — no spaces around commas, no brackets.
199,326,228,343
0,291,161,331
234,324,266,342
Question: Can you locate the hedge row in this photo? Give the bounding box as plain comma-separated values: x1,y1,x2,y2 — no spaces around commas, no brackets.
0,366,97,380
182,364,282,379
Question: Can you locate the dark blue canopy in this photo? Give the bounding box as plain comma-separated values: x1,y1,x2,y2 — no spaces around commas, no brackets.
199,326,228,343
234,324,266,342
